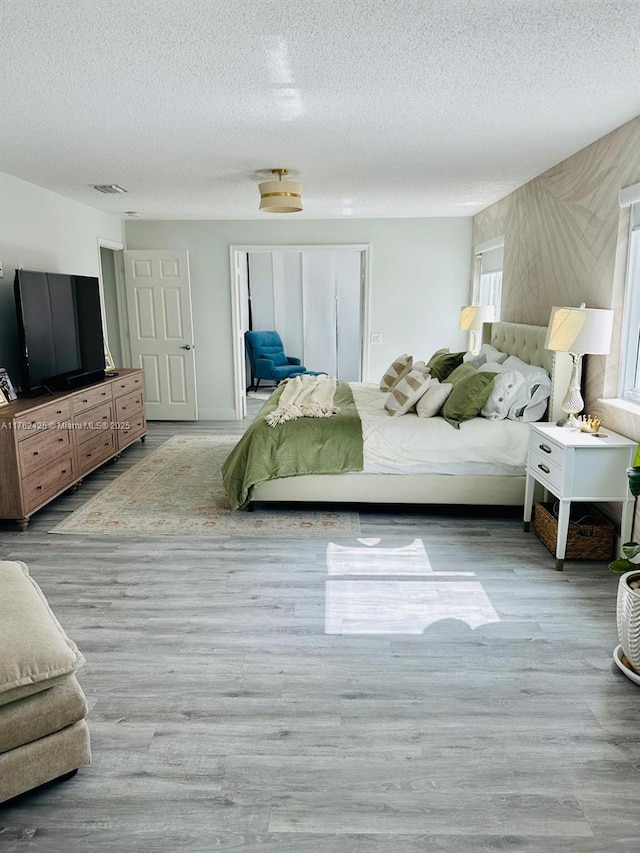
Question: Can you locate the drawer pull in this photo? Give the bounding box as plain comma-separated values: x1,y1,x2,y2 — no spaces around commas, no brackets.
539,443,552,454
538,463,550,474
61,469,67,474
33,450,39,456
58,437,64,443
36,484,42,490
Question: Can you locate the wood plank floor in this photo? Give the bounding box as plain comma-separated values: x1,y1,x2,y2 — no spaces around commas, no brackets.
1,405,639,852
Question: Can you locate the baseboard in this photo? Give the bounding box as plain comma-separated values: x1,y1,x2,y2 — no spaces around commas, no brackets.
197,407,237,421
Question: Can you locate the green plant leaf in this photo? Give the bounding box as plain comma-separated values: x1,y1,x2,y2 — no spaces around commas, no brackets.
609,558,635,573
634,444,640,467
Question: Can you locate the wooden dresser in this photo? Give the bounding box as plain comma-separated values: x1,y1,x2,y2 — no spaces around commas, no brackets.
0,369,146,530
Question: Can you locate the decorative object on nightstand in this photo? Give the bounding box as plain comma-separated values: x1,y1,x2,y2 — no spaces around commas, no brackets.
576,414,603,434
544,303,614,427
459,305,495,354
523,423,636,570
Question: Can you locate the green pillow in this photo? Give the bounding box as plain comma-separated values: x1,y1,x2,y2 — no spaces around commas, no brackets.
442,371,496,429
426,350,465,382
446,363,478,386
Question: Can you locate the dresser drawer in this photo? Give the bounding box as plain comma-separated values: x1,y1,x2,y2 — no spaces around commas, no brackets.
113,372,144,398
77,429,116,475
14,399,72,439
115,389,144,422
528,447,564,493
74,402,114,446
23,454,75,515
18,426,73,477
117,413,146,450
73,382,112,414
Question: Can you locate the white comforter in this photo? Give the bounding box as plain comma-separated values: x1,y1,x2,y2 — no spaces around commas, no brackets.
352,383,530,476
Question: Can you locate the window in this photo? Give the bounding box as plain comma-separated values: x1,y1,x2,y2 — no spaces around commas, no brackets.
621,192,640,403
474,238,504,321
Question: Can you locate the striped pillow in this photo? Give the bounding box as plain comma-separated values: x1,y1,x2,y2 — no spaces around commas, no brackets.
384,370,432,416
380,354,413,391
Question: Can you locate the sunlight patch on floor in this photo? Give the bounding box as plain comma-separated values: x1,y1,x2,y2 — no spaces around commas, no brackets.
325,538,500,634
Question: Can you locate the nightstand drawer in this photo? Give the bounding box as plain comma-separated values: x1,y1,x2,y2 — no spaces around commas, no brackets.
528,447,564,492
528,432,566,467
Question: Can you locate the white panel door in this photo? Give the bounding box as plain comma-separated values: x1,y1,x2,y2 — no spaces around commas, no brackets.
123,250,197,420
336,251,362,381
302,252,337,374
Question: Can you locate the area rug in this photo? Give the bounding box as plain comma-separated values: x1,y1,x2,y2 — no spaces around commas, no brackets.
49,435,360,537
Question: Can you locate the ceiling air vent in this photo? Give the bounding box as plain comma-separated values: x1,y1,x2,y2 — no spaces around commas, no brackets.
93,184,128,194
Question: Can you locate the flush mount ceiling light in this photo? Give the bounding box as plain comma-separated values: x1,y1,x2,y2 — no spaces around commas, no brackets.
258,168,302,213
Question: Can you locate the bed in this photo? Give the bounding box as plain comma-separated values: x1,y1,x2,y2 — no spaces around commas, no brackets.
224,322,572,509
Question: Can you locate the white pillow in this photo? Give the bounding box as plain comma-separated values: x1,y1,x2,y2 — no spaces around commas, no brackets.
384,369,432,416
415,378,453,418
477,361,513,374
480,370,526,420
501,356,551,421
463,344,508,368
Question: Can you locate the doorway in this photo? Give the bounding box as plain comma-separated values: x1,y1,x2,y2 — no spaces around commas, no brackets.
230,244,371,421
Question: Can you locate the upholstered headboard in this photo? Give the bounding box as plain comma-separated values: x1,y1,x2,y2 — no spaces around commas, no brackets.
481,321,573,423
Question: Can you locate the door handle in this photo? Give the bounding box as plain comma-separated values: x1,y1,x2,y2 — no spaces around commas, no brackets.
179,344,192,350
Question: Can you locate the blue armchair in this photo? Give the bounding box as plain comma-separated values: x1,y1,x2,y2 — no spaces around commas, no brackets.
245,330,307,390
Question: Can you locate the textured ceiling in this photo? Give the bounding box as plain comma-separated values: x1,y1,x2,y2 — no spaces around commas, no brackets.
1,0,639,220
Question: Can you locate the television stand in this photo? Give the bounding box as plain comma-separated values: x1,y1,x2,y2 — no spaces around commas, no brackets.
0,369,146,530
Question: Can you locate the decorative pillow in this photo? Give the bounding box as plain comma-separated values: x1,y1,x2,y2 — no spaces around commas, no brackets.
463,343,508,369
415,378,453,418
501,356,551,421
384,370,432,416
446,363,478,387
476,361,513,374
479,369,526,420
426,350,465,382
441,371,496,429
0,560,85,708
380,354,412,391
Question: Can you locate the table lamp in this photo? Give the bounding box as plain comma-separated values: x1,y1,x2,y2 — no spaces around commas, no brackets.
459,305,495,353
544,303,614,427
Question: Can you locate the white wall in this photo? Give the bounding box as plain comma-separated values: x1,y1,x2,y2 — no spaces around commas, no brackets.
125,218,473,419
0,172,123,385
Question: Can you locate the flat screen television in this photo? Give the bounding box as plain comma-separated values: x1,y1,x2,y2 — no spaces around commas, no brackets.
14,269,106,395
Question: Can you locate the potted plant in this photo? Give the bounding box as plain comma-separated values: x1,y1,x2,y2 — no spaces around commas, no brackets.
626,444,640,496
609,452,640,682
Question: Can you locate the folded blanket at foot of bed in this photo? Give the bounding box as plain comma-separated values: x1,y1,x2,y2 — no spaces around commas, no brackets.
222,380,363,510
265,374,340,426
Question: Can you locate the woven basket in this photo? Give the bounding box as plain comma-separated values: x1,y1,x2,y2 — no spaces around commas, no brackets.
617,570,640,672
534,502,615,561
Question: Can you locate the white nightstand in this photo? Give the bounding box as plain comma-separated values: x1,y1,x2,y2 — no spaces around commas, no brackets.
523,423,636,570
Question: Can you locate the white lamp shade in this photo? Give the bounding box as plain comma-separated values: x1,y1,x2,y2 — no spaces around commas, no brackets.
545,306,614,354
459,304,495,332
258,179,303,213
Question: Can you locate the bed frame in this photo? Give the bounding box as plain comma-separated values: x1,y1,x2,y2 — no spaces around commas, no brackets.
250,321,572,507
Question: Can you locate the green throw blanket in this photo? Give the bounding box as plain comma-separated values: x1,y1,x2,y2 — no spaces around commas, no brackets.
222,380,363,510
